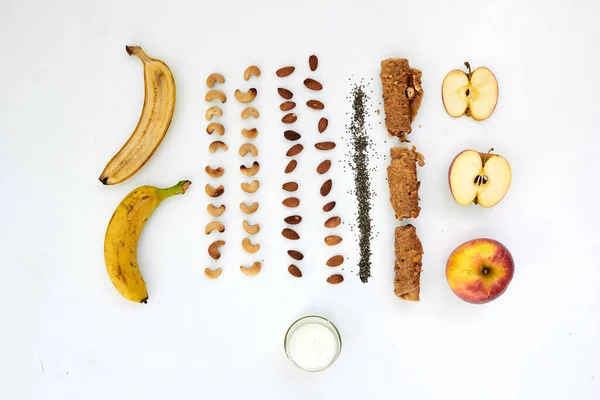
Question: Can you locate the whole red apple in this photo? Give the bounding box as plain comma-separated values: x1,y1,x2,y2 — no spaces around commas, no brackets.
446,238,514,304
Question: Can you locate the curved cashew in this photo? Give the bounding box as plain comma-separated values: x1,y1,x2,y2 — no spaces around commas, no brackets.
205,90,227,103
205,221,225,234
205,106,223,121
240,261,262,276
242,220,260,235
206,123,225,135
207,204,226,217
205,184,224,198
241,107,260,120
242,238,260,253
244,66,261,81
206,73,225,88
205,166,225,178
240,202,259,214
234,88,257,103
204,267,222,279
209,141,228,153
239,143,258,157
240,161,260,177
241,128,258,139
241,180,260,193
208,240,226,260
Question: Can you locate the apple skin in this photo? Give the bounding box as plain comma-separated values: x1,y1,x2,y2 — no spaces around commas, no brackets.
446,238,514,304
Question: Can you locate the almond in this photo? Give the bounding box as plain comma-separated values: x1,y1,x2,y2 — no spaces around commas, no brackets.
316,160,331,174
282,182,299,192
288,264,302,278
323,201,336,212
324,216,341,228
282,228,300,240
326,255,344,267
318,117,329,133
278,88,293,99
306,100,325,110
285,159,297,173
282,197,300,208
284,215,302,225
286,143,304,156
315,141,336,150
284,130,301,141
325,235,343,246
282,113,298,124
276,66,295,77
327,274,344,284
304,78,323,91
287,250,304,260
280,101,296,111
309,55,318,71
320,179,332,196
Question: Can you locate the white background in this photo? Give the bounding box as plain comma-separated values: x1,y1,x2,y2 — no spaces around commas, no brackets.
1,0,599,398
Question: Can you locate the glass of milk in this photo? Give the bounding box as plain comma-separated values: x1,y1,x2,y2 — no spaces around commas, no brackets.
284,315,342,372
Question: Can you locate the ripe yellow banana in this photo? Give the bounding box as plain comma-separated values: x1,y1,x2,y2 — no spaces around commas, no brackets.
104,180,191,303
99,45,176,185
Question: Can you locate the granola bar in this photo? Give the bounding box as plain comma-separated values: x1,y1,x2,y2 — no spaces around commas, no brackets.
394,224,423,301
387,146,424,220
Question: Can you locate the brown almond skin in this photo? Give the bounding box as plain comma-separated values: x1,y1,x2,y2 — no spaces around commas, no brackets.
325,235,342,246
327,274,344,284
288,264,302,277
304,78,323,90
284,130,301,141
326,255,344,267
317,160,331,174
276,66,295,77
306,100,325,110
325,216,341,228
320,179,332,196
315,142,336,150
282,228,300,240
287,250,304,260
278,88,293,99
282,113,298,124
284,215,302,225
285,159,297,173
286,144,304,156
280,101,296,111
318,118,328,133
323,201,336,212
282,182,299,192
309,55,318,71
282,197,300,207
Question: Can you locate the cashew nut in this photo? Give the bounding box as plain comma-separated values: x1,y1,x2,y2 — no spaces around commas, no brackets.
207,204,226,217
205,106,223,121
209,141,228,153
241,107,260,119
234,88,257,103
205,166,225,178
242,220,260,235
241,180,260,193
239,143,258,157
204,267,222,279
207,123,225,135
240,161,260,177
244,66,261,81
208,240,225,260
240,202,259,214
206,73,225,88
242,238,260,253
205,221,225,234
240,261,262,276
205,184,224,198
205,90,227,103
241,128,258,139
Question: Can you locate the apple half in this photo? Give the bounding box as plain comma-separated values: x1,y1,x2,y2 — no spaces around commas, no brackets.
449,149,511,208
442,62,498,121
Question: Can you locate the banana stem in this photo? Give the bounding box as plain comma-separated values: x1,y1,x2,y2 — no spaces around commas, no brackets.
126,45,152,63
158,180,192,201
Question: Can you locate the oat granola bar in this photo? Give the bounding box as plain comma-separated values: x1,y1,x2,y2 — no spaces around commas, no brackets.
394,224,423,301
387,146,424,220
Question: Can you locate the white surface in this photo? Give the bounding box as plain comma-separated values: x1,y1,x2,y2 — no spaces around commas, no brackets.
1,0,599,399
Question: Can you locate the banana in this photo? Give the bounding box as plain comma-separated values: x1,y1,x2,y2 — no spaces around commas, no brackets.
104,180,191,303
99,46,176,185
